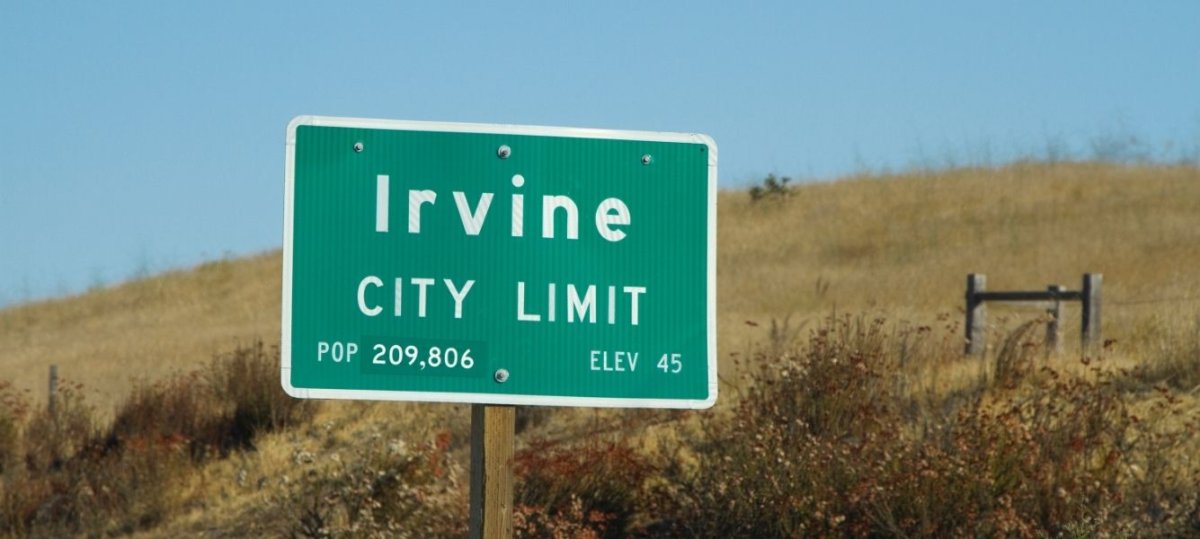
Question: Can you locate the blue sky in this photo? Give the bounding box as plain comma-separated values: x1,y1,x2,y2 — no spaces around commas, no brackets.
2,2,1198,305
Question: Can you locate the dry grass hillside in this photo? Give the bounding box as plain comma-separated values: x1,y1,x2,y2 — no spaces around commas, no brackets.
719,161,1200,351
2,161,1200,537
0,253,281,411
4,161,1198,409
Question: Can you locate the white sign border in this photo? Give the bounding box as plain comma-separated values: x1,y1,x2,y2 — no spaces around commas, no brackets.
282,115,718,409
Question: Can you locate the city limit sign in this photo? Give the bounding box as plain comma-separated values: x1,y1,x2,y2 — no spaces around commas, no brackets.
282,116,716,408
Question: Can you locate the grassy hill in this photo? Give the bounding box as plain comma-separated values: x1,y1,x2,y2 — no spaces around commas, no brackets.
5,161,1198,409
2,161,1200,536
0,253,281,411
718,161,1200,347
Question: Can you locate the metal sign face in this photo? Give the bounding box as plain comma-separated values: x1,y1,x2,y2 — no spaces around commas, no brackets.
282,116,716,408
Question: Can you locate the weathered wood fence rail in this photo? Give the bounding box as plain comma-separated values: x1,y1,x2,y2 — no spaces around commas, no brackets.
965,273,1102,356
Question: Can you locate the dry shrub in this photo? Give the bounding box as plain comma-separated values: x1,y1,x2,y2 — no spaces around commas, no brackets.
514,495,615,539
746,315,898,440
263,430,466,538
0,378,192,536
748,173,793,203
110,371,223,457
992,319,1042,389
108,340,317,457
515,439,651,537
207,340,317,442
1,439,191,536
655,314,1200,537
0,341,319,537
21,379,96,473
515,406,557,434
0,382,31,474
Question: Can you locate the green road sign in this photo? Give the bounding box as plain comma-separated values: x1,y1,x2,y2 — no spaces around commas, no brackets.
282,116,716,408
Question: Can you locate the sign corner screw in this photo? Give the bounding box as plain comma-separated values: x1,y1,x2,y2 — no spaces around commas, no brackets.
641,154,652,165
497,145,512,159
493,369,510,383
353,142,364,153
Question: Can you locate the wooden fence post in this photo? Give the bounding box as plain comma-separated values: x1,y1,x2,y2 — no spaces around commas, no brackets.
1046,285,1064,354
48,364,58,419
1082,273,1102,351
965,274,987,356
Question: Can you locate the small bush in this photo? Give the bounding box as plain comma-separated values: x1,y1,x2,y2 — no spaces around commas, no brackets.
264,430,466,538
110,371,223,457
108,340,317,457
514,495,615,539
22,379,97,473
515,438,652,537
0,382,30,474
749,173,792,203
206,341,318,450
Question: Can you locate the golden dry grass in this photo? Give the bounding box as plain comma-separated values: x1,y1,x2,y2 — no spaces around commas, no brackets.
6,161,1197,412
131,400,473,537
3,161,1200,535
0,253,281,411
719,161,1200,356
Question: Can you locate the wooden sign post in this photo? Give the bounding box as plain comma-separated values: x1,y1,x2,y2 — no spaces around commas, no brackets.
469,404,515,539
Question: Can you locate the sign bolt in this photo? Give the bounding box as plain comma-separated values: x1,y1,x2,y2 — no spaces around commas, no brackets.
497,145,512,159
641,154,652,165
353,142,364,153
493,369,510,383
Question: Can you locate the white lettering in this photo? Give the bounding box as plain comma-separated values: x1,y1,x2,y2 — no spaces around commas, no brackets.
358,276,383,316
394,277,403,316
623,286,646,326
542,195,579,240
589,351,640,372
443,279,475,319
412,278,435,317
376,175,389,233
385,175,630,242
408,190,437,233
511,174,525,237
453,192,493,235
517,281,541,322
594,198,630,242
568,284,596,323
607,285,616,324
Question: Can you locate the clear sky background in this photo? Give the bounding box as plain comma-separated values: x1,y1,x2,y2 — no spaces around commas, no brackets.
2,2,1198,306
